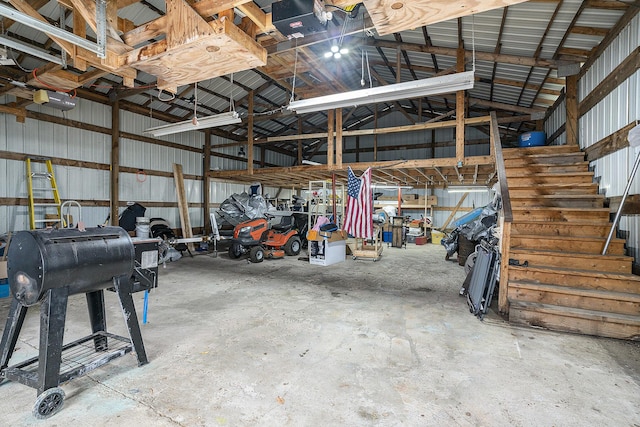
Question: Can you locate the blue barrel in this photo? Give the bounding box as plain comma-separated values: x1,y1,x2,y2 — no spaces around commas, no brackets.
519,131,546,147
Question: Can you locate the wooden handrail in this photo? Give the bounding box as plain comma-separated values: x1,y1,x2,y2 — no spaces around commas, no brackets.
490,111,512,223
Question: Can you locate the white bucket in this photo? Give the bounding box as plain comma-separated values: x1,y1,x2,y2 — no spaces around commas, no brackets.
135,217,150,238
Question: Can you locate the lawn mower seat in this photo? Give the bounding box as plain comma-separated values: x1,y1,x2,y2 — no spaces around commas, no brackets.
271,215,294,232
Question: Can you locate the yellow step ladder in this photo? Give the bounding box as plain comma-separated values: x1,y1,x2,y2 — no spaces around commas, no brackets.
26,158,62,229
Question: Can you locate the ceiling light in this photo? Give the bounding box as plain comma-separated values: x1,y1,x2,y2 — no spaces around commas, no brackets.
333,52,342,59
0,35,63,65
331,44,339,53
288,71,475,114
447,185,489,193
339,48,348,55
324,51,333,58
372,184,413,190
144,111,241,137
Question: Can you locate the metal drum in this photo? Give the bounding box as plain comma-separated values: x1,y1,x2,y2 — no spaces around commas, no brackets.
7,227,134,307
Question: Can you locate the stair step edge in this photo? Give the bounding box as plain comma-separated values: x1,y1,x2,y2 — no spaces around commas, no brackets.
509,301,640,325
511,234,624,242
509,248,632,260
509,265,640,281
509,281,640,302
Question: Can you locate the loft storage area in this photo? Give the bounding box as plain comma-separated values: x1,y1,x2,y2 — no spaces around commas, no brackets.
0,0,638,424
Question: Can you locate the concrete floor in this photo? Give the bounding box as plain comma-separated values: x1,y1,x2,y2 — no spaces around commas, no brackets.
0,242,638,426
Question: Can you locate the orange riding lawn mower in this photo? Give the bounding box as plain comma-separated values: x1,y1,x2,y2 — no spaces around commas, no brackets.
228,213,308,263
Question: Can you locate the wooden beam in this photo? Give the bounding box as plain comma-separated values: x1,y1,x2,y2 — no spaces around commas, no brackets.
456,43,465,164
237,1,274,33
370,39,560,68
439,193,468,230
173,163,195,250
203,129,212,235
585,121,639,161
248,90,254,174
579,46,640,116
566,74,578,146
327,109,335,168
110,99,120,226
192,0,252,17
336,108,343,169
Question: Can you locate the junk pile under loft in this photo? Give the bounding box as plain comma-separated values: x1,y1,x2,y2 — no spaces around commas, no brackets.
440,192,502,320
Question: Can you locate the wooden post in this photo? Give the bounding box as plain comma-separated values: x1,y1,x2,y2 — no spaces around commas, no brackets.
373,106,378,161
110,99,120,225
396,48,402,83
456,45,466,165
203,129,211,235
327,109,335,168
247,90,254,174
336,108,343,169
440,193,468,230
297,117,303,165
173,163,194,251
566,74,578,146
498,220,512,314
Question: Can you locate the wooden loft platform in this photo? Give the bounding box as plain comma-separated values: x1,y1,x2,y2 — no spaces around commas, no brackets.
208,156,497,190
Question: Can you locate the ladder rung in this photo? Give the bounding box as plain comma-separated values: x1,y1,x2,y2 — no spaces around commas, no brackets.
31,173,52,178
34,219,61,223
33,203,60,207
32,187,55,191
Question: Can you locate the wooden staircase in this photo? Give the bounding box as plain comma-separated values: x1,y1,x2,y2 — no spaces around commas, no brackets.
502,144,640,340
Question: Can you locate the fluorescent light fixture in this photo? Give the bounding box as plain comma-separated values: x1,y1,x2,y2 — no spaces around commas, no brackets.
301,159,322,165
144,111,241,137
0,35,63,65
372,184,413,190
447,185,489,193
288,71,474,114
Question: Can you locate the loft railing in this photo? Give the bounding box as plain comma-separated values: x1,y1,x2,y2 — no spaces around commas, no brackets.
490,111,512,314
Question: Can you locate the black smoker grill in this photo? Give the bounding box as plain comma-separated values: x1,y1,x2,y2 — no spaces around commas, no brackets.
0,226,158,419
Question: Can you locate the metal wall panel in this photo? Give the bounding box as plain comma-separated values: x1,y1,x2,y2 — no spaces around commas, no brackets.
576,14,640,262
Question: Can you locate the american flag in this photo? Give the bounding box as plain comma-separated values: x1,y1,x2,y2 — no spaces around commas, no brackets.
344,167,373,239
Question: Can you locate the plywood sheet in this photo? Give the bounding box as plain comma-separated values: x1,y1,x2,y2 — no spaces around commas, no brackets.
126,0,266,91
364,0,530,35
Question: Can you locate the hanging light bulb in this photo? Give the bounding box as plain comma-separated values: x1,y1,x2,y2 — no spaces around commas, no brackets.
331,44,339,53
340,47,349,55
324,51,333,58
334,52,342,59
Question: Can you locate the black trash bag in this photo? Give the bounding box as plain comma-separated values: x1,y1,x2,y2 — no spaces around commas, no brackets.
119,203,146,231
441,229,459,257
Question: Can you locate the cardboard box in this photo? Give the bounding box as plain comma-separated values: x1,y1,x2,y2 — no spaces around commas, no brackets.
309,239,346,266
0,261,7,279
308,229,347,243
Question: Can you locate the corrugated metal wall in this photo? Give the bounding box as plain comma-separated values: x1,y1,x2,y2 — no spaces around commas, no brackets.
0,98,293,234
577,14,640,261
545,98,567,146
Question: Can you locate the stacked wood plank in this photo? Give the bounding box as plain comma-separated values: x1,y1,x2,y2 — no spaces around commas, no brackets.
503,145,640,340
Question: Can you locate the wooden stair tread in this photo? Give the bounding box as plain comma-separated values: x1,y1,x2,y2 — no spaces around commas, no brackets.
509,265,640,281
509,301,640,325
509,248,631,261
512,206,609,212
511,220,611,227
507,171,593,177
510,281,640,302
510,194,603,199
503,145,581,156
509,183,597,189
511,233,622,242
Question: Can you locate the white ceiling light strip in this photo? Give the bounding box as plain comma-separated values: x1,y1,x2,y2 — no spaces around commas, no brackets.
287,71,475,114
